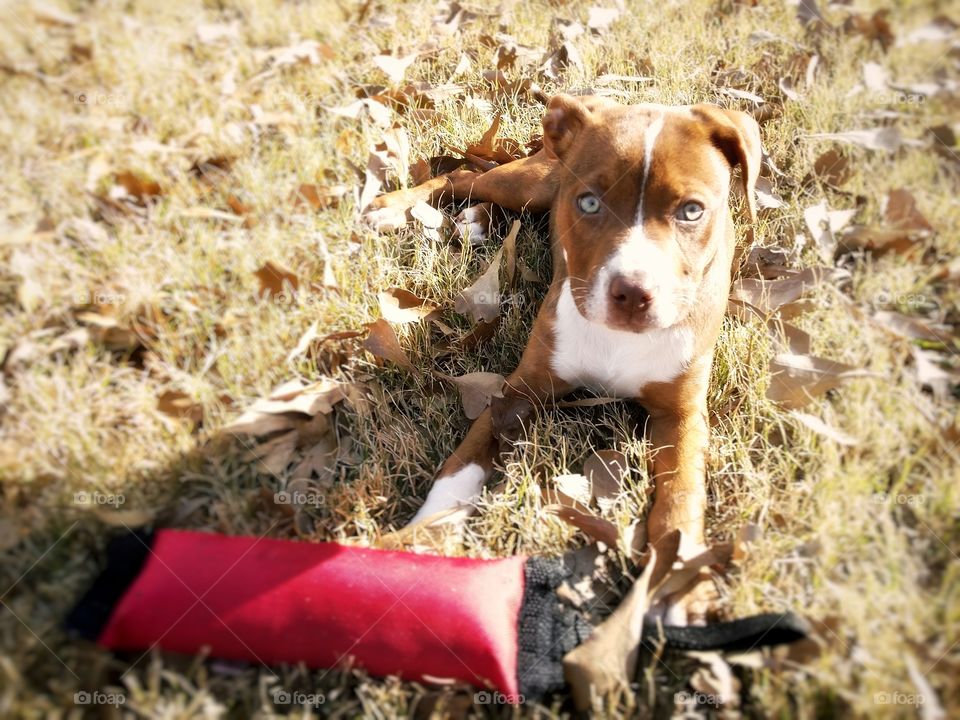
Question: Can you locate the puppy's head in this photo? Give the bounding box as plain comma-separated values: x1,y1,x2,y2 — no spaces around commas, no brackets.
543,94,761,332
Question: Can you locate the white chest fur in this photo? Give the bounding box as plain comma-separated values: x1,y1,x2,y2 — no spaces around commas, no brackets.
550,280,694,397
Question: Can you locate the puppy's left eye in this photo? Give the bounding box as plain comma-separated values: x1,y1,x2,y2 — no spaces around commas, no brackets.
677,201,705,222
577,193,601,214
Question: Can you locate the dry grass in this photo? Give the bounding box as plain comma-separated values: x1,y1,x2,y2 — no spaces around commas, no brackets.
1,0,958,717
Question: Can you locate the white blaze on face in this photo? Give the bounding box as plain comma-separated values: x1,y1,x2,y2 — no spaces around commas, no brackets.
585,113,682,330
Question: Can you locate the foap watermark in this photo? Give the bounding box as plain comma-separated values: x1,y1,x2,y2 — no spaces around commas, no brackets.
75,90,128,107
474,690,524,705
272,688,326,706
274,491,325,508
675,690,724,706
868,90,926,107
873,290,928,308
74,690,126,707
75,290,126,306
874,691,926,706
871,492,925,507
261,290,329,308
74,490,125,508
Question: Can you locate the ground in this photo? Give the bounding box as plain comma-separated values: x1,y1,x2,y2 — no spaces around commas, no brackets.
1,0,959,717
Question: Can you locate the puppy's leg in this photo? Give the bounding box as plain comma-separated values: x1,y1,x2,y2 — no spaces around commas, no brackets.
409,321,570,525
643,359,715,624
644,361,711,557
363,152,557,231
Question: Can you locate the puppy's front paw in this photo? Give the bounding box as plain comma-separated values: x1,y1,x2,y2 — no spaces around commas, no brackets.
649,569,722,627
453,203,495,245
362,198,412,232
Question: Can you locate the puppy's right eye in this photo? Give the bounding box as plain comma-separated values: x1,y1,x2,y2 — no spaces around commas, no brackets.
577,193,601,214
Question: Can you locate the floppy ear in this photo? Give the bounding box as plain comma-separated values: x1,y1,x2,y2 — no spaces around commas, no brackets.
691,105,762,239
542,94,593,161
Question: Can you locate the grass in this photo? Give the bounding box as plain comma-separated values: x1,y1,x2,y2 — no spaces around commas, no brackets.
1,0,958,716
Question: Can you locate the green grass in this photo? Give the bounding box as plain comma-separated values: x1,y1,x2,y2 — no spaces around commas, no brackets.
1,0,958,716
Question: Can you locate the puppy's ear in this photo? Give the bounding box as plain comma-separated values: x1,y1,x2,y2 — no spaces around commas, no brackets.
691,105,762,239
542,94,592,160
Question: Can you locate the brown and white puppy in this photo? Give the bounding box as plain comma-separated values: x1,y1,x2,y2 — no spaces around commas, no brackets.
365,95,761,622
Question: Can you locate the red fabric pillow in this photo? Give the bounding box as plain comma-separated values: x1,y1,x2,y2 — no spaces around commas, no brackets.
98,530,525,697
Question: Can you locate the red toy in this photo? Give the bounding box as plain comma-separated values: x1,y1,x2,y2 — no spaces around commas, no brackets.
67,529,807,704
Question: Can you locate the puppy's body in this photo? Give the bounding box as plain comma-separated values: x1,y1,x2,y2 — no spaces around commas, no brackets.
366,96,761,619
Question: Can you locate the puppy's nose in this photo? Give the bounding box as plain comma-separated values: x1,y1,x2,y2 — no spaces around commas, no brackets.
608,275,652,313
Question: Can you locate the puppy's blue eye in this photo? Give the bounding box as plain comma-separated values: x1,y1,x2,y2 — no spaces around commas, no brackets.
577,193,601,214
678,201,704,222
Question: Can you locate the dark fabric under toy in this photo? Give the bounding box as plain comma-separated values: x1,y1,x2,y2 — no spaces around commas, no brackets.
67,529,809,702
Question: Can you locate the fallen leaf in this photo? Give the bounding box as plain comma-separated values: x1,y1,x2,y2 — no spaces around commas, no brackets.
243,430,298,475
454,318,498,351
292,183,349,211
808,127,902,153
836,226,930,257
286,320,320,364
900,16,957,45
372,53,418,84
74,312,146,353
912,348,957,399
92,507,155,527
444,371,505,419
540,41,583,81
754,177,786,210
115,170,163,202
549,505,620,546
732,267,847,315
771,320,813,355
378,288,439,324
291,432,338,479
359,126,410,210
791,411,858,446
813,149,852,186
587,6,620,34
254,260,299,298
583,450,626,509
843,9,895,51
326,98,393,128
261,40,332,68
720,87,765,105
563,548,659,710
689,652,740,709
767,352,870,409
455,249,503,323
804,201,857,259
883,188,934,233
224,378,350,436
157,391,203,425
462,114,524,165
871,311,949,342
779,76,801,101
732,522,761,563
363,319,416,372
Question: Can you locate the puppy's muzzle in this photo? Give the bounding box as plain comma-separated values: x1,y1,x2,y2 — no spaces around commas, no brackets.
607,274,654,331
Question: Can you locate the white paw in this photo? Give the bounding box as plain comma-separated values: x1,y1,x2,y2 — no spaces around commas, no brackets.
453,204,492,245
362,204,410,233
408,463,487,526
